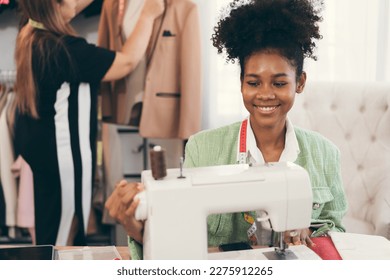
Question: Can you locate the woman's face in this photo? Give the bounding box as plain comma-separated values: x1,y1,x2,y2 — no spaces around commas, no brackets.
241,51,306,130
59,0,78,22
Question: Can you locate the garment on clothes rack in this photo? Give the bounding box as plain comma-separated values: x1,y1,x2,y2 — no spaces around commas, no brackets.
98,0,150,127
0,85,8,228
11,155,36,244
0,71,36,243
121,0,146,127
0,83,17,237
98,0,202,139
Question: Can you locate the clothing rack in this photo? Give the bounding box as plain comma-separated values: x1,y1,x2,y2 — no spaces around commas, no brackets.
0,69,24,244
0,70,16,87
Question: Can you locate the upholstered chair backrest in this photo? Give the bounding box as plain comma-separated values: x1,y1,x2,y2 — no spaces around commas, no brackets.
289,81,390,239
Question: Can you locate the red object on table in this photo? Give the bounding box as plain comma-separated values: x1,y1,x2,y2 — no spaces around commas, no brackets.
309,236,343,260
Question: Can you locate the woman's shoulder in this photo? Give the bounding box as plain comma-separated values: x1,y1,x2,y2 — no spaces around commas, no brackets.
185,122,241,167
294,126,340,155
189,122,241,143
61,35,88,47
50,35,89,58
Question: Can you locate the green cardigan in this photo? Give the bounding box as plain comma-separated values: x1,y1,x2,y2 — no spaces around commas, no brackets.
129,122,348,259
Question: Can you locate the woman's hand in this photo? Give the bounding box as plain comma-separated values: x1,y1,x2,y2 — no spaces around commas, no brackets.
105,180,145,244
141,0,165,20
284,228,314,247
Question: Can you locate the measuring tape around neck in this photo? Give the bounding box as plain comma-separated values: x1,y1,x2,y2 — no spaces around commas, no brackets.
238,118,248,164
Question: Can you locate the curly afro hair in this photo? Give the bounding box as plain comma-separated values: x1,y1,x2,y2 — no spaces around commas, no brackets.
212,0,323,79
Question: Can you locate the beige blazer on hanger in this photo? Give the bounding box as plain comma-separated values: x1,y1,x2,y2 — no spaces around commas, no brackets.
98,0,202,139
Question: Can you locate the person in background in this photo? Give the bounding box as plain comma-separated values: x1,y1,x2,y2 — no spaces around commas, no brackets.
13,0,164,246
106,0,348,259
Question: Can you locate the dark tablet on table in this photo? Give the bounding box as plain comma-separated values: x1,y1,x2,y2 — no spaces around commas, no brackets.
0,245,54,260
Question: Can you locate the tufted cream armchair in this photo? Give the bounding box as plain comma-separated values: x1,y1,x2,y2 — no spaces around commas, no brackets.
288,81,390,239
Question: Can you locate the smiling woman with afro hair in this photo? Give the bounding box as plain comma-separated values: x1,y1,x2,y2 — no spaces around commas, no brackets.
106,0,348,260
185,0,347,249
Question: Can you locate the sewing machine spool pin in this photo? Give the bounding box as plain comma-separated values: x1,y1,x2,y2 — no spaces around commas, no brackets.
177,156,186,179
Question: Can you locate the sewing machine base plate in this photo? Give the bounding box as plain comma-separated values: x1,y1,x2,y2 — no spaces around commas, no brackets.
263,249,298,260
208,245,321,260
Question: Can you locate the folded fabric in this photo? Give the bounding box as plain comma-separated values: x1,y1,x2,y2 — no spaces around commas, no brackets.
309,236,342,260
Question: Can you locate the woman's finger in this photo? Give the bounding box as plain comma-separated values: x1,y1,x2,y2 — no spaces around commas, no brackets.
125,197,140,217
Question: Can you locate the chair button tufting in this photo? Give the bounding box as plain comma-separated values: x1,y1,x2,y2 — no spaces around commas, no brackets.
357,164,364,171
371,135,376,142
330,104,337,111
345,133,351,140
359,105,366,113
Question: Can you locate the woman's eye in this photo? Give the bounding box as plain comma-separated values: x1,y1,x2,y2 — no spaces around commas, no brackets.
274,82,287,87
247,81,259,87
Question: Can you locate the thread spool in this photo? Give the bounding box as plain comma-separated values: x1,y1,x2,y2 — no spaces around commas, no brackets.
150,145,167,180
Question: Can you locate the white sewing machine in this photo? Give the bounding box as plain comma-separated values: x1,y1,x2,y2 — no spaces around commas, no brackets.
136,162,321,260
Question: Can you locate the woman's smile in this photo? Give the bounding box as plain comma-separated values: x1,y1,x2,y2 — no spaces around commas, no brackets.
253,104,280,114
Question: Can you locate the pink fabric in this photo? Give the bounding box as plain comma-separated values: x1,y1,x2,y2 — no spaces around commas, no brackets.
11,155,35,243
0,1,10,5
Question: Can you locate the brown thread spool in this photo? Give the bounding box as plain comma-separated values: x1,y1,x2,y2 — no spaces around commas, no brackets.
150,145,167,180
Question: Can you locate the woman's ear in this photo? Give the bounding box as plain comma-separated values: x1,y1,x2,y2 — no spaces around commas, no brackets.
296,71,307,94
